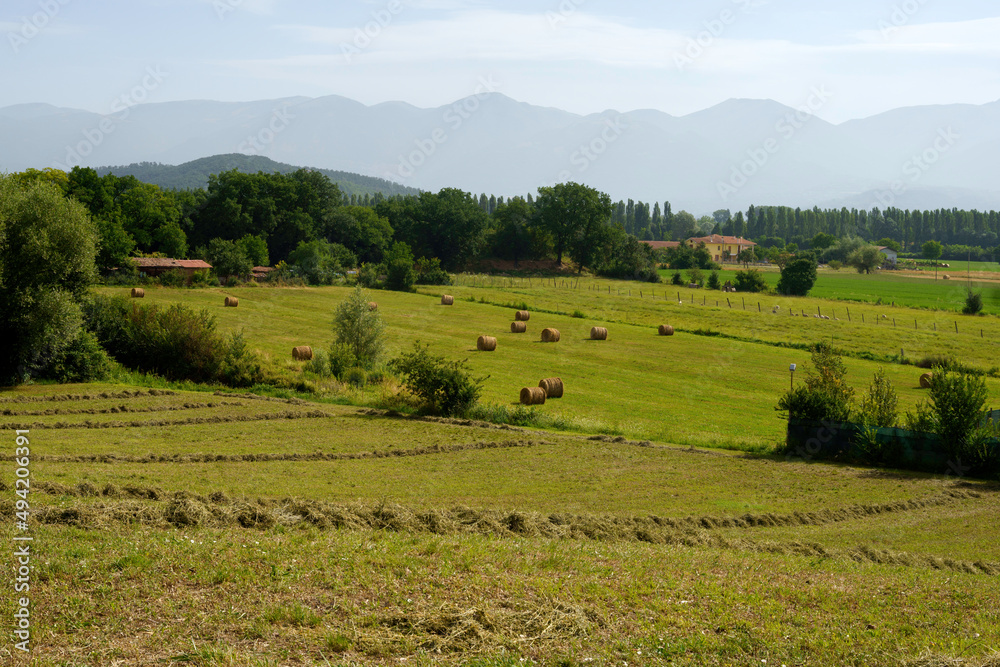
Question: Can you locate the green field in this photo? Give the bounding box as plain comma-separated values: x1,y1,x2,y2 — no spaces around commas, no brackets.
659,266,1000,314
3,281,1000,666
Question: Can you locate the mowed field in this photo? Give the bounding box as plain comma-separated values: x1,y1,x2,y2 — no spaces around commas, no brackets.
2,281,999,666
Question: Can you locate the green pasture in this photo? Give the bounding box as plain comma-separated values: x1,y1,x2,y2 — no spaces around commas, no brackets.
94,284,1000,450
658,265,1000,314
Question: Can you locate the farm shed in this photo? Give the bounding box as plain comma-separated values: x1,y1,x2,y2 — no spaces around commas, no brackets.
133,258,212,285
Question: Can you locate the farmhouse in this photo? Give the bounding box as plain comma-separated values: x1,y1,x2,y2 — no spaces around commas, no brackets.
686,235,757,263
133,257,212,284
876,246,898,265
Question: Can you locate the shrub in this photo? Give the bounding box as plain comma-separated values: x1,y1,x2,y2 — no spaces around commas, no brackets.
344,367,368,388
687,268,704,286
963,289,984,315
384,242,416,292
159,269,187,288
38,330,112,383
415,257,451,286
776,344,854,422
777,257,818,296
671,271,684,286
304,349,332,378
84,294,258,385
332,286,385,369
357,263,381,289
327,343,358,380
706,271,721,290
390,342,485,417
733,269,767,293
855,367,897,428
828,260,843,271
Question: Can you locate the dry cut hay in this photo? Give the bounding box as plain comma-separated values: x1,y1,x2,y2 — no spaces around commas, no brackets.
292,345,313,361
441,295,455,306
510,321,527,334
520,387,546,405
130,287,144,298
658,324,675,336
477,335,498,352
515,310,530,322
224,296,239,307
590,326,608,341
541,328,561,343
539,377,564,399
920,372,934,389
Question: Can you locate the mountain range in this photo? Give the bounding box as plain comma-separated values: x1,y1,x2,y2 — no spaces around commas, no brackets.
2,94,998,214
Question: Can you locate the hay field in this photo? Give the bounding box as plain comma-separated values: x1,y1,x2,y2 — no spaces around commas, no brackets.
92,282,1000,451
2,384,1000,666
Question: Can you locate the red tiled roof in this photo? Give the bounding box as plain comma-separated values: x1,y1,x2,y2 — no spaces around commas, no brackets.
132,257,212,269
687,235,756,247
641,241,681,250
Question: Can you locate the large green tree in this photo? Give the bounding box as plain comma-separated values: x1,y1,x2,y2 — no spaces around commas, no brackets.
0,177,99,383
534,182,613,269
777,255,819,296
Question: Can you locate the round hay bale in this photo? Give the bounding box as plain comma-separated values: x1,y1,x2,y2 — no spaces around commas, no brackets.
477,335,498,352
292,346,313,361
590,326,608,341
541,328,561,343
224,296,239,307
510,321,527,334
515,310,530,322
520,387,546,405
942,275,951,280
658,325,675,336
441,295,455,305
539,377,564,399
368,302,378,311
130,287,145,298
920,372,933,389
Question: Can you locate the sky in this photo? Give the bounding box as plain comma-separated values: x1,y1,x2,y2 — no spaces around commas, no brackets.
1,0,999,124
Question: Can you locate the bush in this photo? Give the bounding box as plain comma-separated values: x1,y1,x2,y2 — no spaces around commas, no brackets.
357,263,381,289
390,342,485,417
304,349,332,378
384,242,416,292
963,289,984,315
776,344,854,422
706,271,720,290
159,269,187,288
828,260,843,271
777,257,818,296
415,257,451,286
733,269,767,293
38,330,112,383
671,271,684,286
218,331,264,387
327,343,357,380
344,367,368,388
855,367,897,428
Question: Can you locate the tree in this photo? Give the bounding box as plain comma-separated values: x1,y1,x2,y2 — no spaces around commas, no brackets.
534,182,613,270
332,286,385,369
0,177,100,384
922,239,943,261
847,245,884,274
207,238,253,281
286,240,354,285
237,234,269,267
383,241,416,292
811,232,837,250
321,205,393,265
390,342,484,417
876,237,901,253
490,197,534,266
963,289,984,315
777,256,818,296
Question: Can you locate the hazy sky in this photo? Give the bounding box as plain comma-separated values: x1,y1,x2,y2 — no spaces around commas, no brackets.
2,0,998,123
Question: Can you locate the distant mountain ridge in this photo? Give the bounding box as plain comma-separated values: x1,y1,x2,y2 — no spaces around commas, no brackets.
93,154,421,197
2,94,999,213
